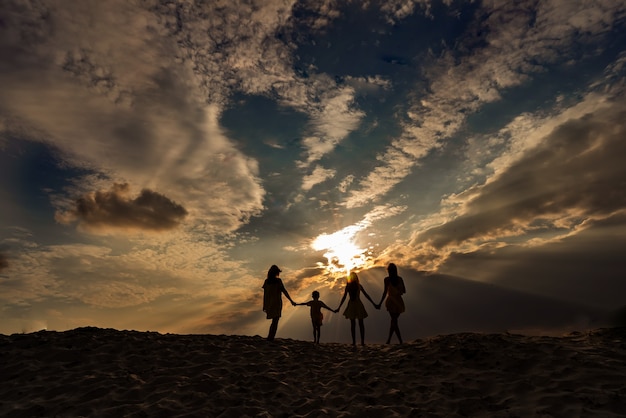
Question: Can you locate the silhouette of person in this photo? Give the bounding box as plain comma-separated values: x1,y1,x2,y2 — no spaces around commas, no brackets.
335,272,376,346
262,265,296,341
296,290,334,344
376,263,406,344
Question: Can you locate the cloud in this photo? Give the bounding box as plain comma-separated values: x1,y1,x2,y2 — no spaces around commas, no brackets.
0,239,181,323
379,0,433,23
295,81,365,166
56,183,187,233
1,0,624,338
289,0,341,32
301,165,336,192
0,233,257,312
151,0,364,168
155,0,298,104
0,0,370,231
344,75,392,95
438,213,626,310
344,0,626,208
280,266,608,342
187,294,264,336
385,95,626,272
0,1,268,234
344,147,415,208
153,0,366,167
337,175,355,193
0,252,7,272
422,102,626,248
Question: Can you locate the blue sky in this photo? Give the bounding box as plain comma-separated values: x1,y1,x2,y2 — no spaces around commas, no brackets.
1,0,625,342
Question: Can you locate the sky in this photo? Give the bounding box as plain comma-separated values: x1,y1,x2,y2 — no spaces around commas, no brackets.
1,0,625,342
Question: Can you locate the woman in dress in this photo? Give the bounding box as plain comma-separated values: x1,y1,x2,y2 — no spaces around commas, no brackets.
376,263,406,344
262,264,296,341
335,272,377,346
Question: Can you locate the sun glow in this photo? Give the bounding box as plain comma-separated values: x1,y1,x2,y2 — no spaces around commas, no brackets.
312,225,371,277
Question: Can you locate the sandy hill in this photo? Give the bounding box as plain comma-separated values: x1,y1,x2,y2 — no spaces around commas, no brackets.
1,327,625,417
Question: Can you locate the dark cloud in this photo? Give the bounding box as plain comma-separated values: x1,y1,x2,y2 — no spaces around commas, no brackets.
419,103,626,249
188,293,263,335
440,212,626,310
380,54,409,66
0,252,8,272
0,1,52,62
279,267,608,342
59,183,187,232
399,270,610,338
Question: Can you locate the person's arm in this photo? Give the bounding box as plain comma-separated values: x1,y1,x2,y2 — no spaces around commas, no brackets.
280,281,297,306
335,287,348,312
361,285,377,307
377,279,389,308
320,302,334,312
262,282,267,312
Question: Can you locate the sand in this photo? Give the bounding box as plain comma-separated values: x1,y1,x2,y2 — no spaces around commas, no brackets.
1,327,625,417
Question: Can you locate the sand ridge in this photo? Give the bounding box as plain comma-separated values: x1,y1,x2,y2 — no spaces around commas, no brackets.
1,327,625,417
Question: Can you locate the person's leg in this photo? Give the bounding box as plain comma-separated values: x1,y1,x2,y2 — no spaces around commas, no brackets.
394,314,403,344
358,319,365,345
315,325,321,344
386,315,394,344
311,322,316,342
268,317,279,341
387,313,402,344
350,319,356,345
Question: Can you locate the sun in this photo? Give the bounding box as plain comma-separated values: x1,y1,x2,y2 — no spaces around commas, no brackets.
312,225,371,277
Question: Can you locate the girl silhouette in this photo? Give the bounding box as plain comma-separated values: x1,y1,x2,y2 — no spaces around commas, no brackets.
376,263,406,344
335,272,376,346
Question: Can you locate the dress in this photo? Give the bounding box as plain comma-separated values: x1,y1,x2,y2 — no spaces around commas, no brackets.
384,276,406,314
263,278,285,319
343,284,368,320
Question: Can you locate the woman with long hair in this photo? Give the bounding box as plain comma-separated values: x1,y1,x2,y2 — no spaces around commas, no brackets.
262,264,296,341
376,263,406,344
335,271,376,346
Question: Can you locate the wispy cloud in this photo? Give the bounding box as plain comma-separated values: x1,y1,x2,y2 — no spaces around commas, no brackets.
393,92,626,270
344,0,626,208
155,0,365,167
0,232,259,312
301,165,336,192
298,83,365,166
344,148,415,208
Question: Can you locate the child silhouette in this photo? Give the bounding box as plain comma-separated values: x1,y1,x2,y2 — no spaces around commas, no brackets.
296,291,334,344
